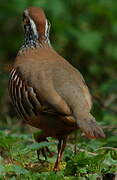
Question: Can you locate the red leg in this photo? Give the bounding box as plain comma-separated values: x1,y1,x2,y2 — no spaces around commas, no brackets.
59,137,67,160
53,137,67,171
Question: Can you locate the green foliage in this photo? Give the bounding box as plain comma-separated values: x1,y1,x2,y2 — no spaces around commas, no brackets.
65,151,117,176
0,130,116,179
77,31,103,54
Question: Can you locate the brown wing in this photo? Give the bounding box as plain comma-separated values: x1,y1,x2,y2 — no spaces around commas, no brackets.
8,68,72,121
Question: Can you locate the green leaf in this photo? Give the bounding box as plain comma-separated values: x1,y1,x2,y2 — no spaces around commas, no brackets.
103,152,117,166
21,141,56,154
5,164,29,175
78,31,103,53
88,174,100,180
106,43,117,60
0,165,5,174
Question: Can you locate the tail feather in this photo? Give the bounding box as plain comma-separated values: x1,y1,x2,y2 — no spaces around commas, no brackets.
77,114,105,139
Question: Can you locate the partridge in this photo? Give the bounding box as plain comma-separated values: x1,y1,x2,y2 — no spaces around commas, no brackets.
8,7,105,171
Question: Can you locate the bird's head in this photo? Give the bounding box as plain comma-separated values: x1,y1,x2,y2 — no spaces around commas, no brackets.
23,7,50,43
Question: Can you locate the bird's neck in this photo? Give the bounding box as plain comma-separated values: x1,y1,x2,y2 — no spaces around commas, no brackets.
19,29,51,54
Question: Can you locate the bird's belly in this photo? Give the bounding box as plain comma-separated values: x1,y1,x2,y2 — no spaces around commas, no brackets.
27,114,78,138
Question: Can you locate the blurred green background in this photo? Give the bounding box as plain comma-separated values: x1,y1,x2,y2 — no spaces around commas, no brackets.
0,0,116,132
0,0,117,178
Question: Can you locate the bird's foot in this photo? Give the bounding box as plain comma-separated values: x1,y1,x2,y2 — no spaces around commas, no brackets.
37,146,55,161
53,165,60,172
53,160,60,171
33,130,54,160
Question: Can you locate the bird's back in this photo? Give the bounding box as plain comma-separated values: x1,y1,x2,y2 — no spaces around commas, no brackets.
15,47,92,115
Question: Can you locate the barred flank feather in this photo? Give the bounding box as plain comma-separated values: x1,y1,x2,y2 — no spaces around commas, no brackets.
8,68,42,120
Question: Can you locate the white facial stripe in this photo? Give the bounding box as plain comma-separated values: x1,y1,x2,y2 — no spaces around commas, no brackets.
45,20,48,37
30,18,38,38
24,9,29,16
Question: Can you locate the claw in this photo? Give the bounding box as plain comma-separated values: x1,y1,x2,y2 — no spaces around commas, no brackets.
53,166,60,171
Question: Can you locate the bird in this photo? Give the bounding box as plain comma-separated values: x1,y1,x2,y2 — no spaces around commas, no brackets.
8,7,105,171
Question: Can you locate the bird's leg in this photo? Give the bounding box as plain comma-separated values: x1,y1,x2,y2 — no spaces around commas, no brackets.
74,130,78,154
35,132,47,160
42,139,55,159
53,137,67,171
33,130,54,160
53,139,62,171
59,137,67,160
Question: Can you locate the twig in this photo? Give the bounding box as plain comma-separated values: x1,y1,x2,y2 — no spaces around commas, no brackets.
92,94,117,114
67,143,97,155
95,147,117,151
